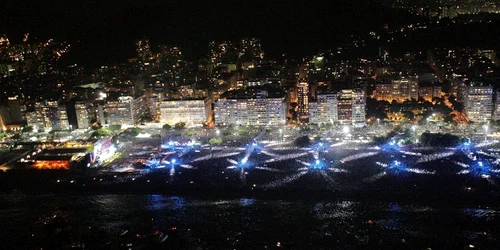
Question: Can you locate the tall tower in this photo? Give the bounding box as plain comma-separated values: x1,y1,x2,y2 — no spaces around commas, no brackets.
297,80,309,122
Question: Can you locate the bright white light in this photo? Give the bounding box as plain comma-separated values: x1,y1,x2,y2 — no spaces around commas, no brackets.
241,159,247,164
339,152,379,163
412,125,416,131
315,159,320,165
136,133,151,138
216,129,220,135
171,159,176,164
343,126,349,134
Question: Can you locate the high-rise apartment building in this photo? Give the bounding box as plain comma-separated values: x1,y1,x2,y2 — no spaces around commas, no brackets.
338,89,366,125
75,101,90,129
309,93,338,125
375,77,418,102
26,100,69,131
215,91,286,126
465,83,493,122
297,80,309,122
375,83,392,101
104,95,147,126
159,99,210,126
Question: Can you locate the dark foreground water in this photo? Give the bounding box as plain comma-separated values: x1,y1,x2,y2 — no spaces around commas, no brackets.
1,194,500,249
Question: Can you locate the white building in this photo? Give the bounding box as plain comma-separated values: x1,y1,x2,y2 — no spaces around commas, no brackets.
159,99,210,126
75,101,90,129
465,84,493,122
309,93,338,125
26,101,69,131
215,91,286,126
215,99,248,125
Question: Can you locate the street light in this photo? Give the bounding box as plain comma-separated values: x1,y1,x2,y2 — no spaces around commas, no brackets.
216,129,220,136
343,126,349,134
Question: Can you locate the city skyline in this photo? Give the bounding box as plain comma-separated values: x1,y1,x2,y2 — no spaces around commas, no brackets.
2,1,500,249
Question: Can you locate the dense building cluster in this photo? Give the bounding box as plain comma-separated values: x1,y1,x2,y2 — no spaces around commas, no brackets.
0,25,499,132
378,0,500,19
0,36,372,131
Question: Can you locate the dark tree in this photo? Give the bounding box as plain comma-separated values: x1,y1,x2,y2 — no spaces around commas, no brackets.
294,136,311,147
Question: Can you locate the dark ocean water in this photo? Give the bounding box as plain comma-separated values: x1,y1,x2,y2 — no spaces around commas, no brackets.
1,194,500,249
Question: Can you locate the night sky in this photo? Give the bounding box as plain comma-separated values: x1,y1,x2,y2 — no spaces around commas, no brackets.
1,0,416,66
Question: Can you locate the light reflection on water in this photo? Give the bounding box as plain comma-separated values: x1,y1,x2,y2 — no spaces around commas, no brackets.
1,194,500,248
461,208,500,219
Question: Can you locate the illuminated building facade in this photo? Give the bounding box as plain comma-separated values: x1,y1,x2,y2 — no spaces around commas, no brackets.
309,93,338,125
247,93,286,126
397,77,419,101
375,77,418,102
375,83,392,101
104,95,147,126
26,101,69,131
75,101,90,129
337,89,366,125
297,80,309,122
25,109,44,131
215,91,286,126
215,99,248,125
159,99,210,126
465,84,493,122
